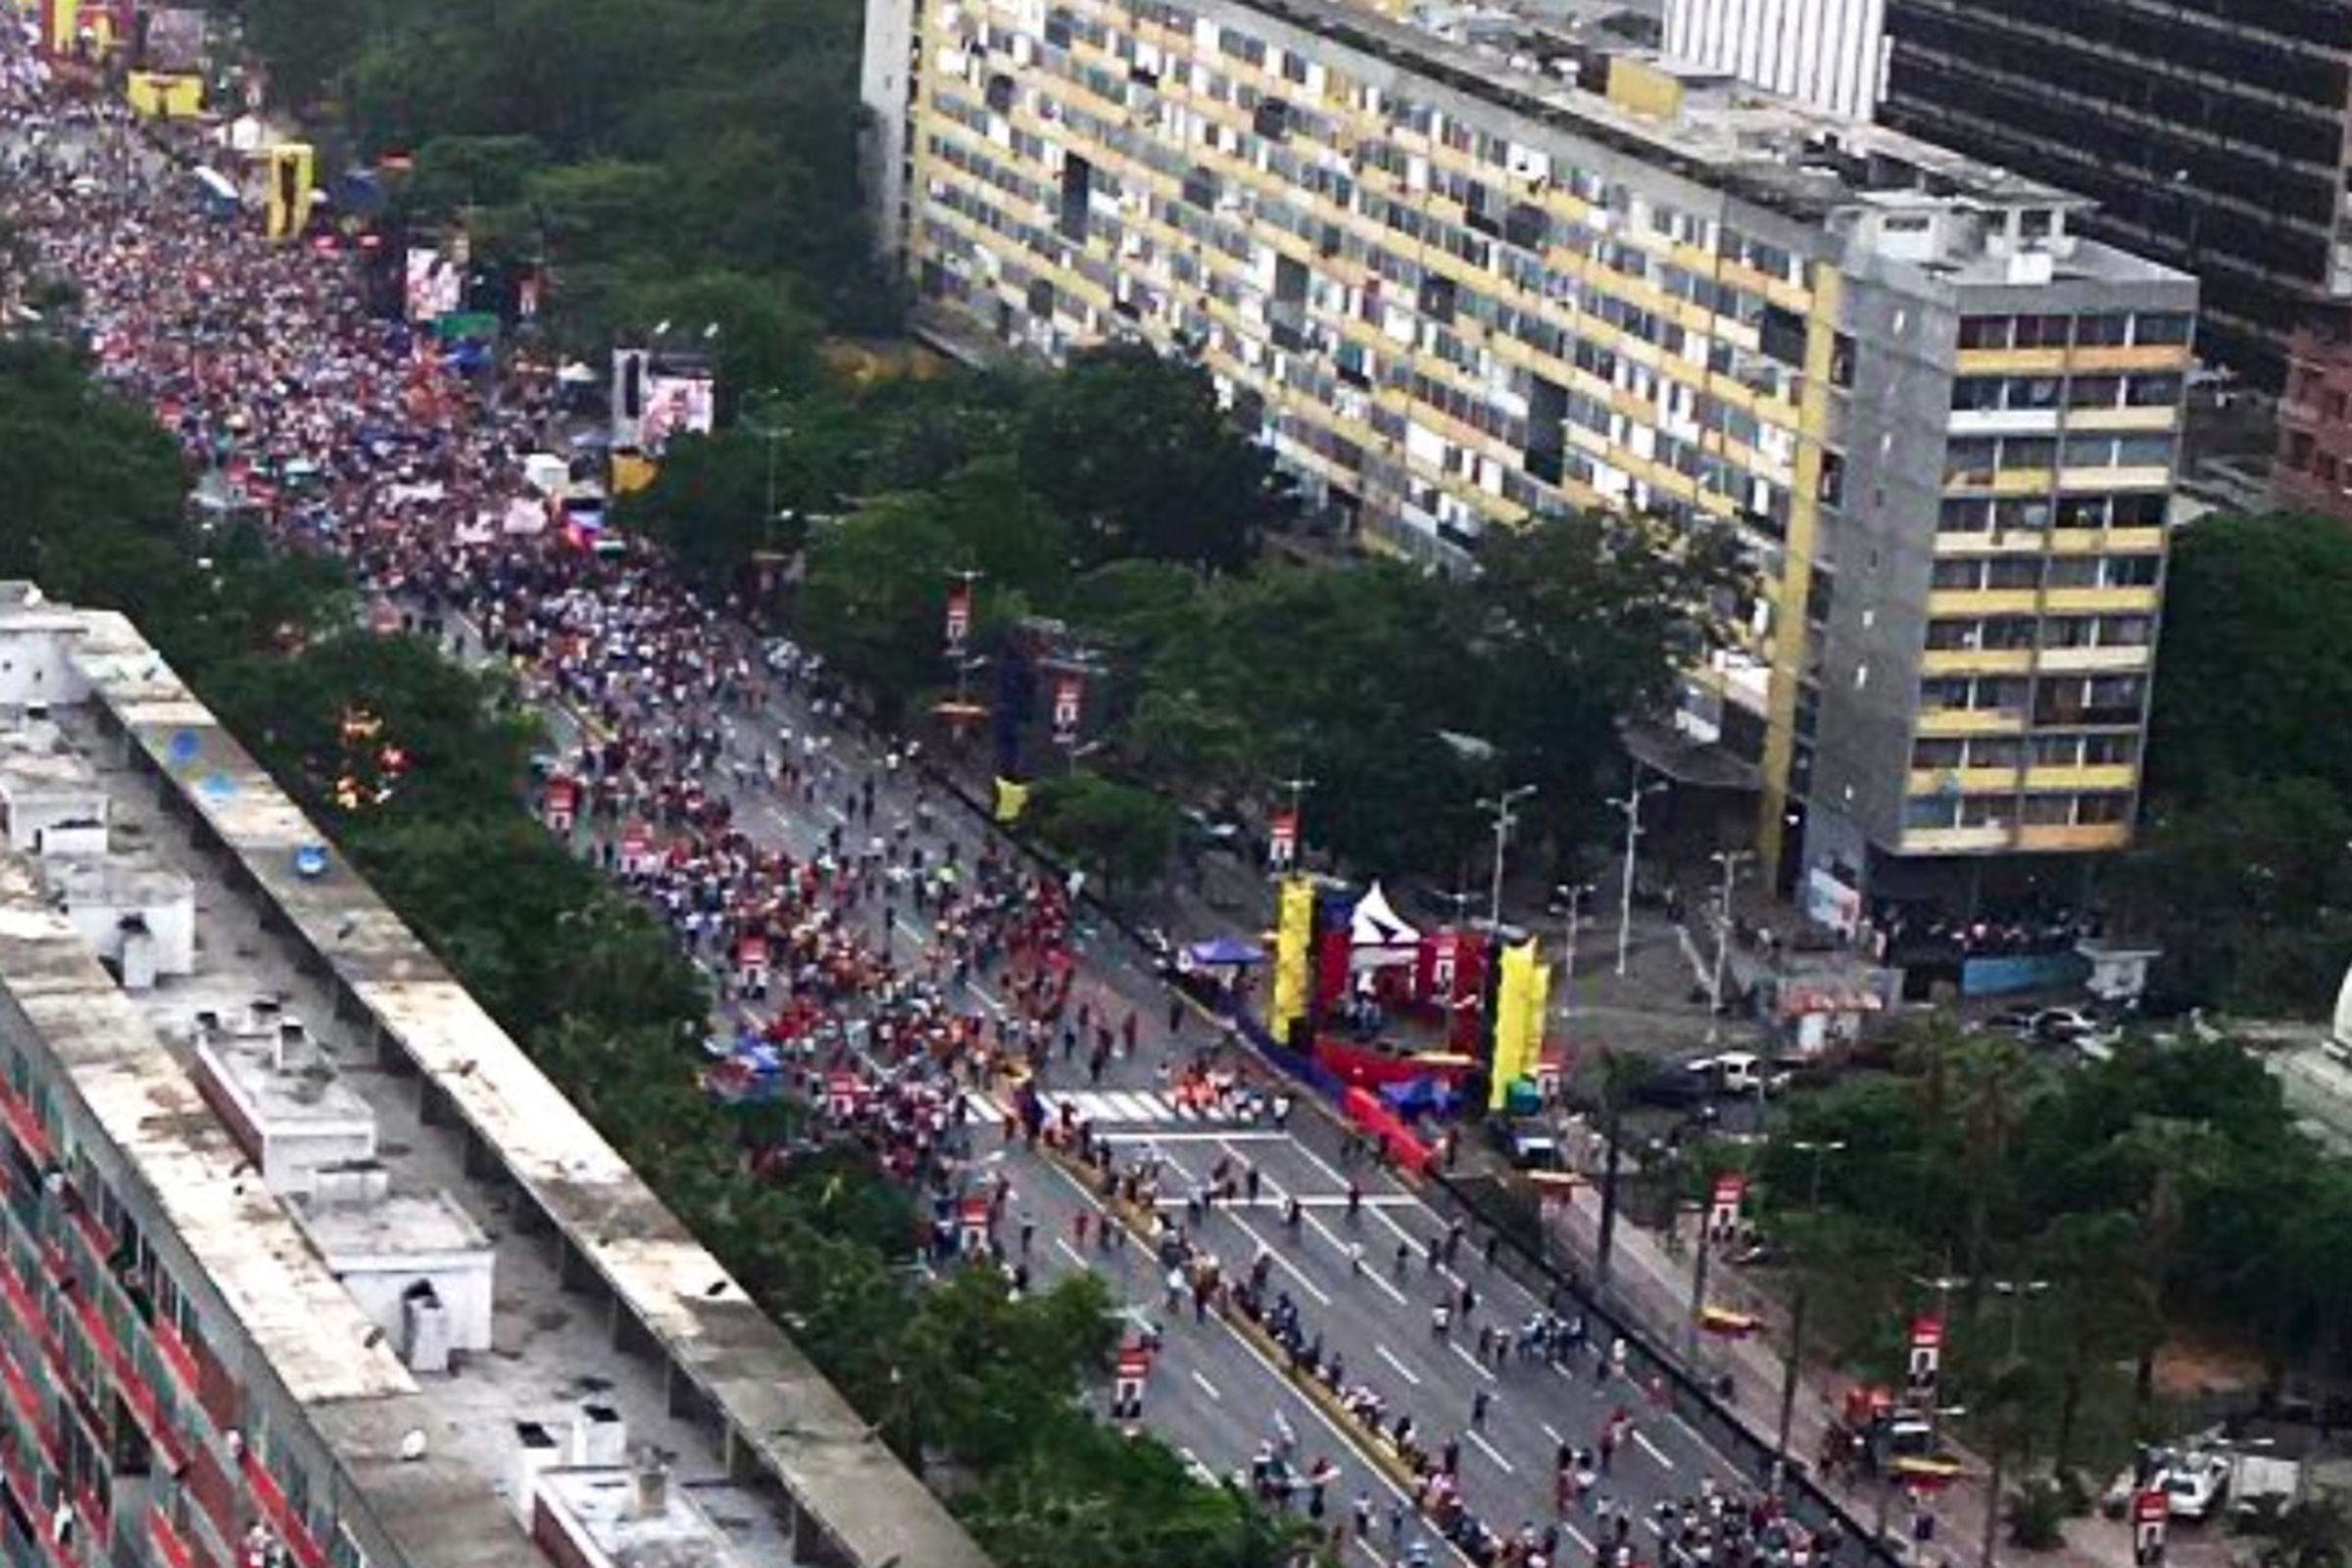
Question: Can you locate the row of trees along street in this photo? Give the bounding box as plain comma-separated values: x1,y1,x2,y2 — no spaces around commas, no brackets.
620,345,1755,896
0,338,1301,1568
1694,1014,2352,1549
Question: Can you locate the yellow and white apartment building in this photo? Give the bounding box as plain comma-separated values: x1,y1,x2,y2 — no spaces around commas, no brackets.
858,0,2195,903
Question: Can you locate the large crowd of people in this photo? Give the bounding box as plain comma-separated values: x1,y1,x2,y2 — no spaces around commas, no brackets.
0,37,1862,1568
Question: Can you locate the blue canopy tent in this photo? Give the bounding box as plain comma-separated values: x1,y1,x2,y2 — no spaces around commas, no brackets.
1186,935,1266,967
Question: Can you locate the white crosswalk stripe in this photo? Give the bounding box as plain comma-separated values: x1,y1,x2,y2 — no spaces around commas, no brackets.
1035,1089,1232,1126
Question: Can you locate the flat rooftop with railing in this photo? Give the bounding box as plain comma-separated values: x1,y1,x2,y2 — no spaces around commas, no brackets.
0,586,989,1568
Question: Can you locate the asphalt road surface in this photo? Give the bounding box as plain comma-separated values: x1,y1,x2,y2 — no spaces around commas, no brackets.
466,623,1806,1568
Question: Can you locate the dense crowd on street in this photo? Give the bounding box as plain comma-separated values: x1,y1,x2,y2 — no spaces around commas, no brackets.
0,34,1857,1568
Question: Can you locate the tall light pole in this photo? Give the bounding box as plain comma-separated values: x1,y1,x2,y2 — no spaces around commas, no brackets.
1611,763,1667,976
1775,1137,1847,1487
1555,880,1593,984
740,387,792,549
1272,772,1315,870
1479,784,1538,930
1982,1278,2050,1568
1706,849,1755,1044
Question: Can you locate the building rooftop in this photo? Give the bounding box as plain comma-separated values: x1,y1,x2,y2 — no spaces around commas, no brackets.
1239,0,2189,285
0,587,990,1568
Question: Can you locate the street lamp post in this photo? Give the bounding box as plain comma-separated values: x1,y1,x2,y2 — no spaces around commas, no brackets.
1706,849,1755,1044
1610,762,1668,977
1273,772,1315,869
740,388,792,548
1775,1137,1847,1487
1479,784,1538,931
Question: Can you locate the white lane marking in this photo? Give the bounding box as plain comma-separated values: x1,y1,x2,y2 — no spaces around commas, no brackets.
1054,1238,1088,1269
1467,1429,1517,1476
1449,1342,1497,1382
1542,1420,1566,1446
1559,1518,1596,1554
1374,1344,1423,1388
967,984,1004,1014
1191,1369,1223,1402
1635,1431,1676,1470
823,803,850,823
1222,1210,1331,1306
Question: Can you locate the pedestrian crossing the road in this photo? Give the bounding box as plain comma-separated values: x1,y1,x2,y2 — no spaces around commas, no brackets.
964,1088,1250,1127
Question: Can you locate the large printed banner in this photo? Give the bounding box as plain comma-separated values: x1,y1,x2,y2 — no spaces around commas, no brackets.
264,142,315,242
122,71,200,118
140,6,204,70
404,246,462,322
1488,939,1550,1108
640,370,714,452
1269,875,1313,1043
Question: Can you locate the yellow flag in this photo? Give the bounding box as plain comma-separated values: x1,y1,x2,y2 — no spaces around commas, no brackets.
265,143,316,242
1490,940,1550,1109
992,776,1030,823
1270,876,1314,1042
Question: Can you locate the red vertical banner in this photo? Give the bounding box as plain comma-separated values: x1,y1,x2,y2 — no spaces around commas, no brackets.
1052,673,1082,743
1267,808,1298,870
1708,1173,1747,1238
945,581,971,650
1905,1314,1944,1403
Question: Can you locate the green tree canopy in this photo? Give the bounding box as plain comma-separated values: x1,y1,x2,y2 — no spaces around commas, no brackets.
1014,345,1290,572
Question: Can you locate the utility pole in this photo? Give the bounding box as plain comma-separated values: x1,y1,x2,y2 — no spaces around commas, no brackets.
945,567,985,710
1479,784,1538,931
1706,849,1755,1044
1555,881,1593,1043
1685,1196,1715,1366
1775,1138,1846,1487
1610,762,1667,977
1981,1278,2049,1568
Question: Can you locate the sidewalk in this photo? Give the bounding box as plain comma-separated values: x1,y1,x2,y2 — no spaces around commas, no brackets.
1542,1184,2183,1568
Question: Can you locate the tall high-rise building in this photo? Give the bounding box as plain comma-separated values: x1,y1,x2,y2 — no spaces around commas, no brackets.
860,0,2194,906
1662,0,1888,121
1875,0,2352,388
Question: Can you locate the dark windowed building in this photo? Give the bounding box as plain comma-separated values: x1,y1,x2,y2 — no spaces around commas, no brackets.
1878,0,2352,388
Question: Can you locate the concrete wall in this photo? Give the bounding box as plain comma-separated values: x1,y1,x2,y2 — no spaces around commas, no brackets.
1663,0,1889,121
3,790,107,853
858,0,917,262
61,888,196,976
335,1254,495,1355
1803,269,1957,862
0,621,89,710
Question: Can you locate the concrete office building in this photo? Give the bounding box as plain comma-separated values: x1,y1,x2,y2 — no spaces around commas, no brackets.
860,0,2192,903
1661,0,1886,121
0,586,988,1568
1875,0,2352,389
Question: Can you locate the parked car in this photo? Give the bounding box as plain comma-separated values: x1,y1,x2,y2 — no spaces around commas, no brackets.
1982,1004,2041,1038
1624,1066,1715,1111
1684,1051,1793,1098
2103,1445,2231,1522
1489,1117,1563,1171
2030,1005,2101,1044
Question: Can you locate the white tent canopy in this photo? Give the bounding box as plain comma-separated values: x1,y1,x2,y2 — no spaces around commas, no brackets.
1349,882,1420,969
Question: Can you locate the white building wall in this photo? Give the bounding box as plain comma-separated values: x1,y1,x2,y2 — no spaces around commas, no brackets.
336,1252,495,1354
61,890,195,978
1662,0,1888,121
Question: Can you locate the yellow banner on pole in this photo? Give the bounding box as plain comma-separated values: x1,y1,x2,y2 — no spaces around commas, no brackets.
265,142,316,242
1270,875,1313,1043
1489,940,1550,1109
992,776,1030,824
